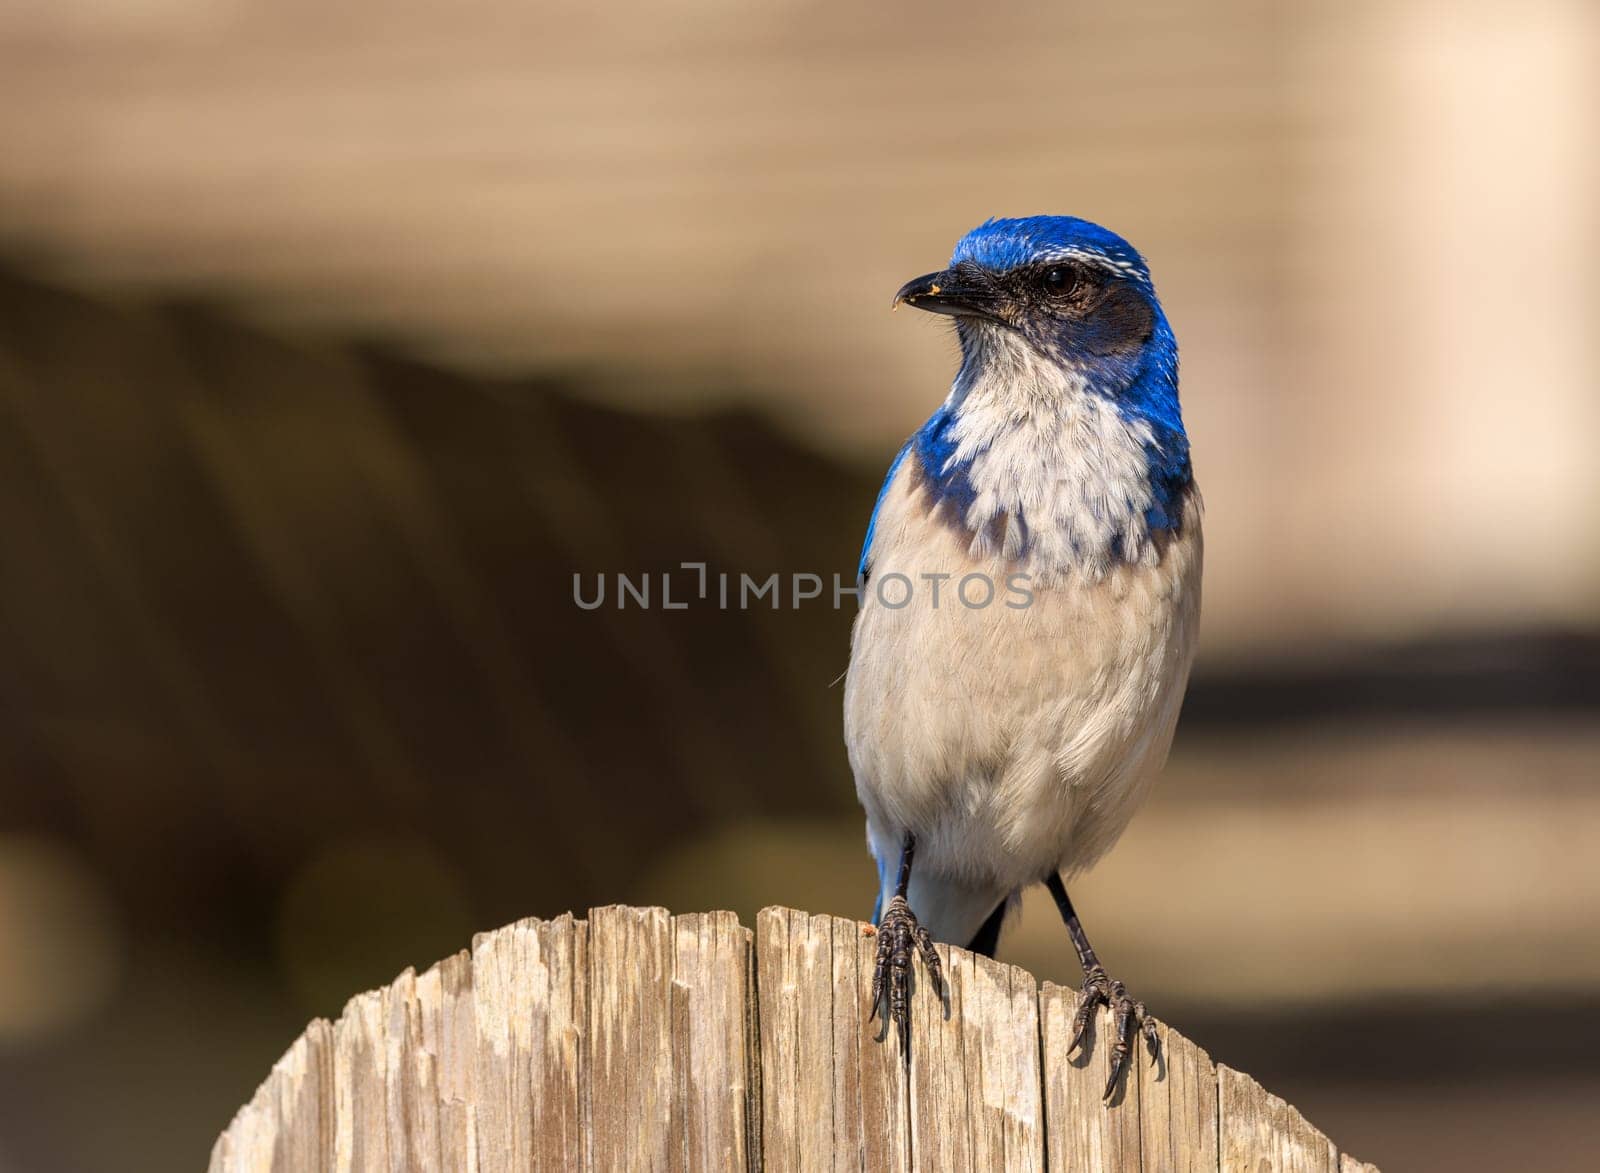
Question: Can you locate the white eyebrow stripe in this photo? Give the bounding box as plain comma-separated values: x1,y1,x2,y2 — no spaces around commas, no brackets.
1032,247,1150,284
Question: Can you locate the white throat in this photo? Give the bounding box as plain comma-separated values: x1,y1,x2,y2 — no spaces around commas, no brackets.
940,328,1161,578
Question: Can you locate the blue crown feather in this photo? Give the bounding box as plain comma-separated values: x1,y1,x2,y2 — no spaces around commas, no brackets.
951,216,1152,284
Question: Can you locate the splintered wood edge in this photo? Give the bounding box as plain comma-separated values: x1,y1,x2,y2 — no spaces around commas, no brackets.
209,906,1379,1172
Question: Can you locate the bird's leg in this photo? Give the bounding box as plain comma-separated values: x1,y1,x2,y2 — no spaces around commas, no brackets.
869,833,943,1056
1046,871,1159,1101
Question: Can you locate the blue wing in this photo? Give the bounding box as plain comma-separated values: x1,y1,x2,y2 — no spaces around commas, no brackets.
858,438,912,585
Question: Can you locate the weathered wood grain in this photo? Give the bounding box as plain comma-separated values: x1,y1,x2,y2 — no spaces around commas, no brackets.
380,968,437,1170
416,950,475,1167
207,1017,334,1173
587,905,673,1170
1041,980,1141,1173
909,945,1043,1172
332,989,388,1171
474,913,589,1171
669,911,755,1172
756,908,913,1172
827,914,909,1173
1339,1155,1383,1173
1220,1064,1340,1173
210,906,1378,1172
1144,1019,1220,1173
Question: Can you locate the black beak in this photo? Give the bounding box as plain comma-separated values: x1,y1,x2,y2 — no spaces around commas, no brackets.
892,268,1007,324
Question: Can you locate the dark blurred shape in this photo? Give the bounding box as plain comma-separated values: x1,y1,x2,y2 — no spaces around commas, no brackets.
0,266,873,949
1185,630,1600,728
276,834,474,1016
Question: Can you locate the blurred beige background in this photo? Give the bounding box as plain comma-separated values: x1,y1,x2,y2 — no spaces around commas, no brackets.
0,1,1597,1170
4,0,1597,652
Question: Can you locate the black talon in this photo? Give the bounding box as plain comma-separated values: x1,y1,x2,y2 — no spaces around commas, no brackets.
867,833,943,1060
1047,872,1161,1102
1071,966,1161,1101
1105,980,1135,1100
870,893,943,1055
1069,965,1110,1055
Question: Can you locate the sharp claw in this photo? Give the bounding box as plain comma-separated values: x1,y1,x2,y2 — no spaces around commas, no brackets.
1102,1052,1125,1102
1070,969,1157,1103
1069,966,1109,1055
867,896,939,1064
1069,1006,1095,1055
916,930,945,999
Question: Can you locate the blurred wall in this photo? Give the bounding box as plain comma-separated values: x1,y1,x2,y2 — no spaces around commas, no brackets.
1,1,1595,654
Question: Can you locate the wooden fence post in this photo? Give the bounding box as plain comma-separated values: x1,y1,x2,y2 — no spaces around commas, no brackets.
209,906,1378,1172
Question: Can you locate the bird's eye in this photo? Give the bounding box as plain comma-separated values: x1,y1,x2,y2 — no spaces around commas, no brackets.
1041,266,1075,294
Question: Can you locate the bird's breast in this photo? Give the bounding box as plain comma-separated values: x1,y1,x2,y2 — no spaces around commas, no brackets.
845,458,1202,883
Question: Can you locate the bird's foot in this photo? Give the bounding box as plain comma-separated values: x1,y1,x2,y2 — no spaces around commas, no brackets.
1070,965,1159,1101
868,894,944,1055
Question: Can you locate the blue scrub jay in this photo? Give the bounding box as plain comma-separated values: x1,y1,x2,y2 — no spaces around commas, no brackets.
847,216,1201,1099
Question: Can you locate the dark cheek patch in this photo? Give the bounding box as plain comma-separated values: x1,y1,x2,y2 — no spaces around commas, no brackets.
1081,283,1155,356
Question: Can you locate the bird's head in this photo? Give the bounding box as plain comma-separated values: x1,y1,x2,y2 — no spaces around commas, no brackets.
889,216,1191,559
894,215,1174,404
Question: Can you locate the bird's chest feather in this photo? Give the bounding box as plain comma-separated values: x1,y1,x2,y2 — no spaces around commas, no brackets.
844,453,1202,880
